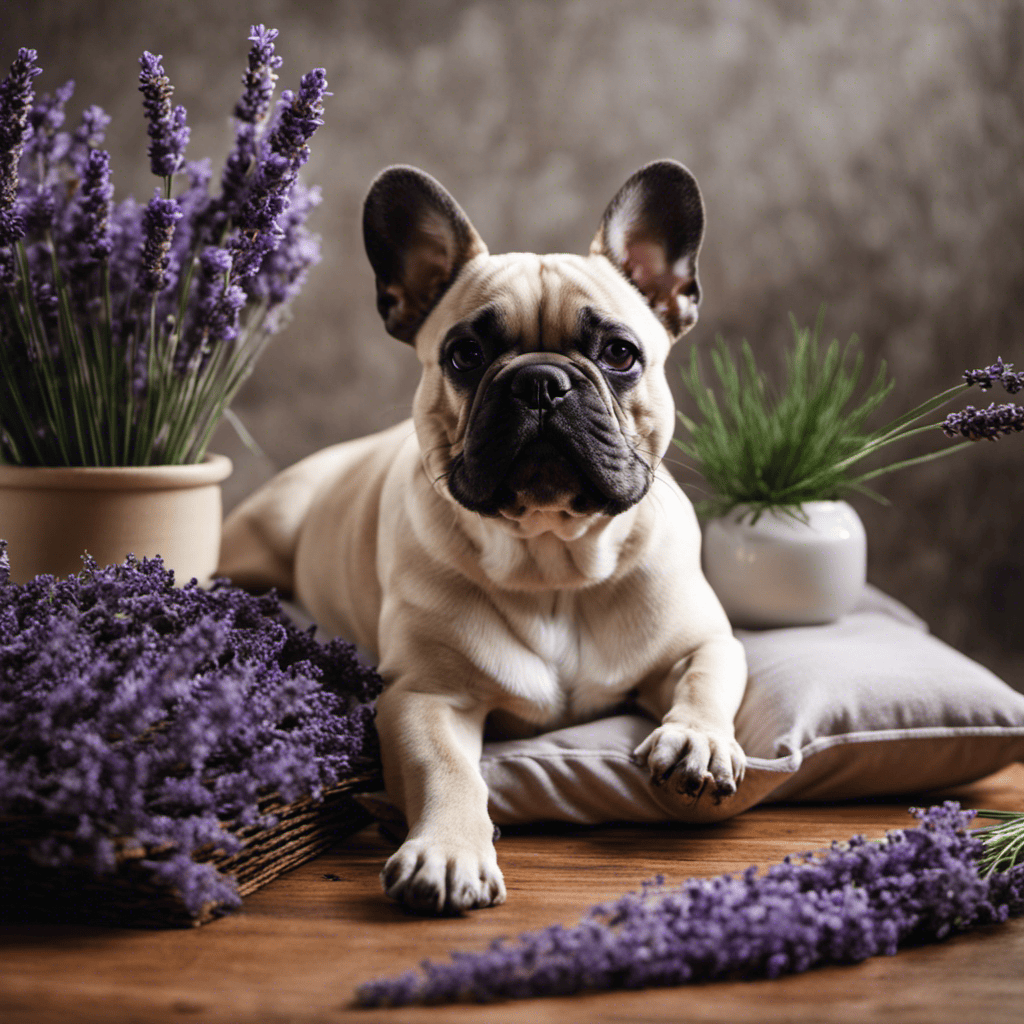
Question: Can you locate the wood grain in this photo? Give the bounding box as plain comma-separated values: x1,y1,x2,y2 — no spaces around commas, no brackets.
1,764,1021,1024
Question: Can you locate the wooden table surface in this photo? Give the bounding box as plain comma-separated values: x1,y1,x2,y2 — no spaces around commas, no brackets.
2,764,1022,1024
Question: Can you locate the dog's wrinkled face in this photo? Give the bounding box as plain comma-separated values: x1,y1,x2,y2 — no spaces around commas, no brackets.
417,255,676,522
363,162,705,529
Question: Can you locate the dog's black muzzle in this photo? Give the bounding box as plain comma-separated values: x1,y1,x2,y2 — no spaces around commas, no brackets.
446,361,652,517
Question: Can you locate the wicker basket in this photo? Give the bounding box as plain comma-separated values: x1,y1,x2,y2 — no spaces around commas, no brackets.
0,773,379,928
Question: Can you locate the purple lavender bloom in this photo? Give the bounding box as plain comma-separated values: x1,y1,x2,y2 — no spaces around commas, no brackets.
67,104,111,175
217,28,282,227
229,68,328,279
20,182,56,236
23,79,74,165
266,69,328,174
942,402,1024,441
138,52,189,178
75,148,114,263
179,245,246,369
105,195,143,310
235,25,282,125
157,157,213,323
0,48,42,245
218,121,259,228
138,194,182,293
228,152,291,278
245,180,321,327
0,545,383,917
61,148,113,295
964,357,1024,395
356,803,1024,1007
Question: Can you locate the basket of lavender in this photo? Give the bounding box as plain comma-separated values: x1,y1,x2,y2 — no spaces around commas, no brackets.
0,28,326,583
0,542,384,927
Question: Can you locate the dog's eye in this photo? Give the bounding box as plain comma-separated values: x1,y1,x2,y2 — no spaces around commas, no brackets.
600,339,639,373
449,338,485,372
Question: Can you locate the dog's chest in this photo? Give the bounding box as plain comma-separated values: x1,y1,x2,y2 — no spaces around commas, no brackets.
498,592,639,724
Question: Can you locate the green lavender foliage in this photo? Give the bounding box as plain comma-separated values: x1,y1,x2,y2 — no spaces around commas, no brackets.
974,810,1024,877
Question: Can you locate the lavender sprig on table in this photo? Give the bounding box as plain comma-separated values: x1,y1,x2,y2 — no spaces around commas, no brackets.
0,27,326,466
0,541,383,916
356,803,1024,1007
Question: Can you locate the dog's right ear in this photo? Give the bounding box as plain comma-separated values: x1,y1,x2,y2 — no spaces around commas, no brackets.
363,166,488,343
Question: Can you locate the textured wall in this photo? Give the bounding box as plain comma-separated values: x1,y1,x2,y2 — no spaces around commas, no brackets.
5,0,1023,689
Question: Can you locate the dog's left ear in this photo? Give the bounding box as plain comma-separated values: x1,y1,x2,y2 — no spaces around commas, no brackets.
363,165,488,343
590,160,705,340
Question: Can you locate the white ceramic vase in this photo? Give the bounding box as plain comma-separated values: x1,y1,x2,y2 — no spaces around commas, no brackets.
701,500,867,629
0,455,233,586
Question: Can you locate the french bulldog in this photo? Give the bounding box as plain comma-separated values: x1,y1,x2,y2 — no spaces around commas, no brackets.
217,160,748,915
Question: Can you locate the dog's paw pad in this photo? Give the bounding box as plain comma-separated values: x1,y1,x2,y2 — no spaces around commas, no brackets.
381,838,506,916
633,723,745,802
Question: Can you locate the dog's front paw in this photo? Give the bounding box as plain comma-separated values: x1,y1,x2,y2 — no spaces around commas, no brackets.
381,835,506,915
633,722,746,801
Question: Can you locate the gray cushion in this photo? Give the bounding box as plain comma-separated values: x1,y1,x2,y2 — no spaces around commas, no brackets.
475,586,1024,824
318,585,1024,827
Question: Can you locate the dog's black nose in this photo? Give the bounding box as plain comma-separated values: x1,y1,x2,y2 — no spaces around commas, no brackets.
510,365,572,411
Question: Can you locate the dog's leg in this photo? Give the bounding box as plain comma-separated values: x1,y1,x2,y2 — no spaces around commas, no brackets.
633,635,748,799
374,684,505,915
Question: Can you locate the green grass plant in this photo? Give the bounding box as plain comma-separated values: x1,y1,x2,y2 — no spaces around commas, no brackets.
674,310,976,521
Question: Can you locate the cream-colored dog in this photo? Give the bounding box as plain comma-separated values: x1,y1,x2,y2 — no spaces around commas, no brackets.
217,161,748,915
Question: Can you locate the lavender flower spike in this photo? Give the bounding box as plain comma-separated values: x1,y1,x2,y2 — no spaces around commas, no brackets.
268,68,329,174
964,357,1024,395
235,25,283,125
943,402,1024,441
219,25,283,223
0,47,42,245
138,51,189,178
180,246,246,370
138,194,182,292
67,147,114,271
24,79,75,163
67,104,112,176
230,68,329,279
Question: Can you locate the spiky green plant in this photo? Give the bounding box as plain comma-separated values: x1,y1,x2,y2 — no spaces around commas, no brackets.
673,310,987,521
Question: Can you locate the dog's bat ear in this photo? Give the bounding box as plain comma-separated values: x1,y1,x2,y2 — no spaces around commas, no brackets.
363,166,488,343
591,160,705,341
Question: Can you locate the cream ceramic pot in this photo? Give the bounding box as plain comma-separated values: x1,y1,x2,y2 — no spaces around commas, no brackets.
0,455,232,586
701,500,867,629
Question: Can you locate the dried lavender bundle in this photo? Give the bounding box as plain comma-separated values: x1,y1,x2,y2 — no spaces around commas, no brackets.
356,803,1024,1007
0,541,383,916
0,27,327,466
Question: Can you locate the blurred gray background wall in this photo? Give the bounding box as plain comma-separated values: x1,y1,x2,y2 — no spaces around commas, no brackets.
5,0,1023,689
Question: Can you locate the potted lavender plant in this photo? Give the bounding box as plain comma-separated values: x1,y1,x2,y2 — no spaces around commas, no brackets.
0,29,326,584
675,312,1023,628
